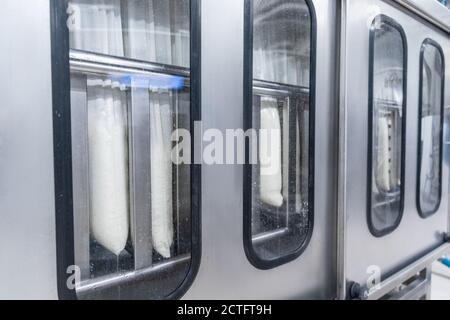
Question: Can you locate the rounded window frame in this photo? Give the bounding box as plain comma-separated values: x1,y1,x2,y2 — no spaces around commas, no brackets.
367,14,408,238
416,38,445,219
243,0,317,270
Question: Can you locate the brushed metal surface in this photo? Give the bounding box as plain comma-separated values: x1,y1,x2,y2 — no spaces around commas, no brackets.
184,0,338,299
0,0,58,299
395,0,450,33
342,0,450,293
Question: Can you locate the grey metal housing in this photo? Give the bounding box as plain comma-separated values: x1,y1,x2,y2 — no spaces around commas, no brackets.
0,0,448,300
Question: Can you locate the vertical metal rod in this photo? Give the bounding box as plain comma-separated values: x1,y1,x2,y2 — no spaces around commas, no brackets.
129,76,153,270
337,0,348,300
174,89,181,254
70,74,91,280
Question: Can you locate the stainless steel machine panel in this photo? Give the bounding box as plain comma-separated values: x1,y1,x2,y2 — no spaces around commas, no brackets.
0,0,337,299
395,0,450,33
185,0,338,299
341,0,450,297
0,0,58,299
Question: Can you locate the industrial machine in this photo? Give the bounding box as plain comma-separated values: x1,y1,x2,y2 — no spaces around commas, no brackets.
0,0,448,300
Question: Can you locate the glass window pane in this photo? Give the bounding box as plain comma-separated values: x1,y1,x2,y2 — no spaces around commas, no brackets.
368,16,406,237
68,0,190,67
67,0,194,299
246,0,314,267
418,40,444,217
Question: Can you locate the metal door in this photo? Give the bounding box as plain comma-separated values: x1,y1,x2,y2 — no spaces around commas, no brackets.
185,0,339,299
339,0,450,299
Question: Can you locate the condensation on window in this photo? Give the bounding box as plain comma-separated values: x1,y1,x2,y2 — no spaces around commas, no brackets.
418,41,444,217
369,16,406,236
67,0,190,67
68,0,193,299
249,0,313,265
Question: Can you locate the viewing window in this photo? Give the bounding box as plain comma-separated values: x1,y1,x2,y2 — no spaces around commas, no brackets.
244,0,315,269
417,39,445,218
53,0,200,299
368,15,407,237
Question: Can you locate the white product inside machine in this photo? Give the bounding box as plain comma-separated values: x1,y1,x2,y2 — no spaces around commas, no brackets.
374,68,402,194
122,0,157,62
69,0,190,67
150,90,174,258
87,78,129,256
68,0,124,57
420,116,434,194
122,0,174,65
260,97,283,208
376,115,393,193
